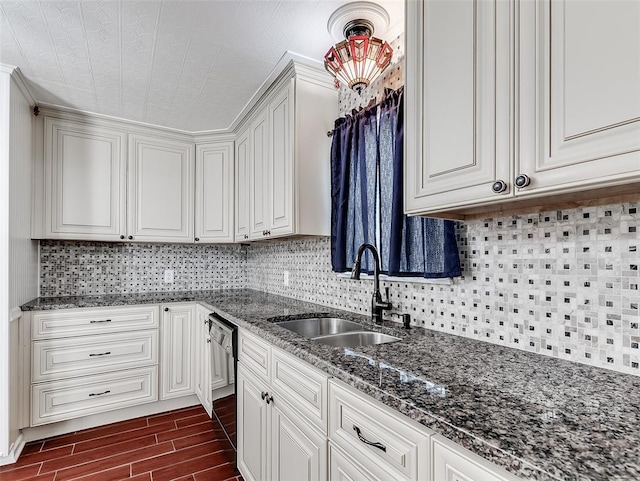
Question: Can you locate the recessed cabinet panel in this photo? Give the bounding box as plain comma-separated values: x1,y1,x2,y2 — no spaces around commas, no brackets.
160,304,195,400
404,0,511,215
235,129,250,242
237,364,269,481
271,403,326,481
517,0,640,193
32,329,158,382
44,118,126,240
196,142,234,243
269,84,294,236
128,134,194,242
32,305,159,340
250,110,270,239
31,366,158,426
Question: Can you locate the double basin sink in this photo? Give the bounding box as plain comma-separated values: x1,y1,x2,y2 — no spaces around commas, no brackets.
276,317,400,347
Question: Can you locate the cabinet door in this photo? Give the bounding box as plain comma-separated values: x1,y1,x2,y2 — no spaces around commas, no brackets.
44,118,126,240
195,141,234,243
268,82,295,237
235,128,251,242
271,401,326,481
160,304,195,400
128,134,194,242
517,0,640,195
237,363,269,481
195,307,212,417
249,109,270,240
404,0,511,215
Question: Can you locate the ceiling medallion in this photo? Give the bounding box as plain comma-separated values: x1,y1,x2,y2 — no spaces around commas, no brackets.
324,2,393,95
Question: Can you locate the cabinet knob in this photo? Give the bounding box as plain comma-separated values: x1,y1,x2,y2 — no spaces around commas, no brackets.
491,180,508,194
119,235,125,240
128,235,133,240
164,307,169,312
206,338,211,343
244,234,248,240
195,237,200,242
515,174,531,189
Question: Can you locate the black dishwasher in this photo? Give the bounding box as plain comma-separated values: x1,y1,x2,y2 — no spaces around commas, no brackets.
208,312,238,466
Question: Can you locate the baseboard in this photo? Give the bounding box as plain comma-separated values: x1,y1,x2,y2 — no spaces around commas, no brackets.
22,396,200,444
0,433,25,466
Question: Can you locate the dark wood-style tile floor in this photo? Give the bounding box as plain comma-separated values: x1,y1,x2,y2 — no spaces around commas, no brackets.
0,405,243,481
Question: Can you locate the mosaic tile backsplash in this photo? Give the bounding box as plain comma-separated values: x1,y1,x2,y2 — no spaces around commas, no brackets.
39,201,640,376
39,241,245,295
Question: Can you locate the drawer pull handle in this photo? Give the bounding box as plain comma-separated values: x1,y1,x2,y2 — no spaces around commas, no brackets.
88,390,111,397
353,425,386,452
89,351,112,357
90,319,112,324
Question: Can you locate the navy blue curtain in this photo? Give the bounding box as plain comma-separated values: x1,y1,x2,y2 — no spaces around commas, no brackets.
331,87,461,278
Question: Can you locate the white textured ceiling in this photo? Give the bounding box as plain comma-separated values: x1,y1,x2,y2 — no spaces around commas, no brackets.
0,0,404,132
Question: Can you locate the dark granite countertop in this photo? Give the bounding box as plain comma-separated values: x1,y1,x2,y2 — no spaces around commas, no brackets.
22,289,640,481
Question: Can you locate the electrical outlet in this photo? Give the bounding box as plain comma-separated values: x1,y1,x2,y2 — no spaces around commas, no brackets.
164,269,174,284
283,270,290,286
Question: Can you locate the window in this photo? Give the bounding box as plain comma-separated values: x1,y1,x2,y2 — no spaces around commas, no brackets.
330,87,461,279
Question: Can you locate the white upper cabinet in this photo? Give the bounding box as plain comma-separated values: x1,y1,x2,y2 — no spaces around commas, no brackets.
250,108,271,240
128,133,195,242
405,0,640,218
43,118,127,240
517,0,640,195
268,82,295,237
235,128,251,242
242,62,337,241
195,141,234,243
404,0,511,215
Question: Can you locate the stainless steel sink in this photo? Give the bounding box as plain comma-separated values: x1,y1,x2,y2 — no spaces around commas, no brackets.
313,331,401,347
276,317,363,338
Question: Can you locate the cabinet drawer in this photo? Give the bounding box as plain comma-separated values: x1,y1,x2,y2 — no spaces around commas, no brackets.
271,348,328,433
328,380,430,481
432,435,522,481
31,366,158,426
32,305,159,339
32,330,158,382
239,329,270,380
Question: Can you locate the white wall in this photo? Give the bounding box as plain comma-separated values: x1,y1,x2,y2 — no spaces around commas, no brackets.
0,65,38,463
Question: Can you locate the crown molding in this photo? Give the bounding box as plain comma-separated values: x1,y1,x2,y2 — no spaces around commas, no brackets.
35,103,196,141
0,64,36,105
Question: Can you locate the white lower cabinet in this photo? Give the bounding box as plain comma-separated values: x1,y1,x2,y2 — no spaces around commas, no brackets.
195,304,213,417
31,367,157,426
160,303,195,400
237,329,328,481
328,380,431,481
237,363,269,481
431,435,521,481
30,306,160,426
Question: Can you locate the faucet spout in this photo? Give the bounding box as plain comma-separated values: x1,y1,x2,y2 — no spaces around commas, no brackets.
351,243,392,324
